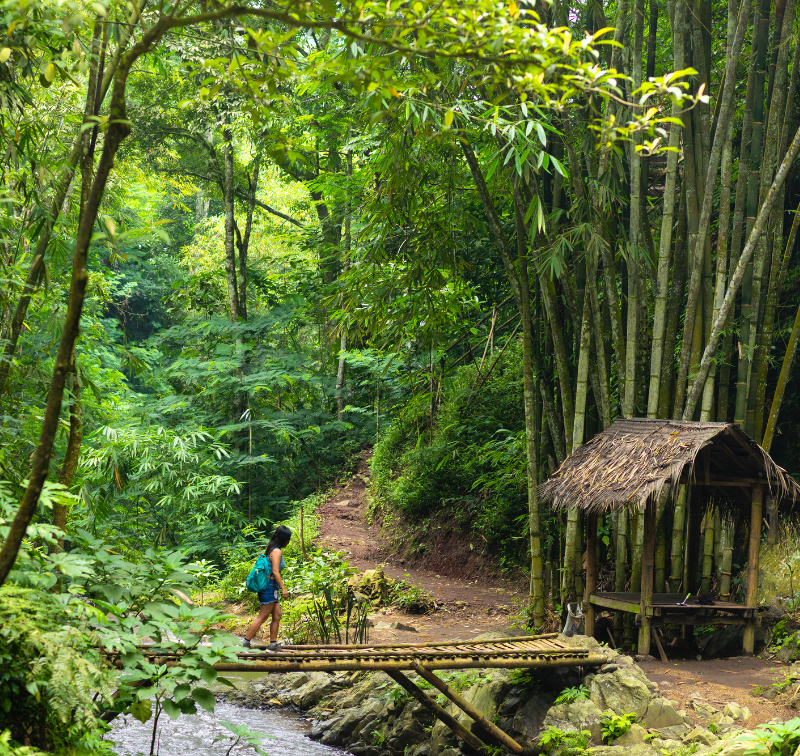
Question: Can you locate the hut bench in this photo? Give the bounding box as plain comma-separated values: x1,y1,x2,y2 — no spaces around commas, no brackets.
539,419,800,656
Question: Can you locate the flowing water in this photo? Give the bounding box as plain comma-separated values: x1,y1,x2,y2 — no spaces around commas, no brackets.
108,692,351,756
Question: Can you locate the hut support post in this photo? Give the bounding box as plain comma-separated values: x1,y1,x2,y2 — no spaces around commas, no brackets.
743,483,763,655
585,513,597,637
638,500,657,655
385,670,491,755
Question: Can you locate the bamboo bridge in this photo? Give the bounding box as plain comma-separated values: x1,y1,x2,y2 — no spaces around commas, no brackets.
125,635,605,756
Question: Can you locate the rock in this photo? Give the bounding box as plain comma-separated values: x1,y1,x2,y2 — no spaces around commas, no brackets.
723,702,752,721
320,708,363,745
683,727,719,746
634,654,656,663
387,701,433,751
588,667,654,716
511,694,556,740
691,700,720,719
789,661,800,680
389,621,417,632
650,724,689,740
778,632,800,663
587,744,657,756
650,738,683,753
612,723,648,746
644,697,685,729
543,699,606,743
600,664,619,674
713,714,735,727
291,673,336,708
310,715,341,740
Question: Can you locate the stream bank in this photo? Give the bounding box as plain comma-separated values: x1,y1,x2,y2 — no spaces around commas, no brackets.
217,632,790,756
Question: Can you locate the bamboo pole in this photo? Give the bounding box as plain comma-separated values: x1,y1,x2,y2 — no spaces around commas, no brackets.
638,501,657,655
385,670,492,755
412,664,523,755
762,298,800,452
514,190,544,627
586,513,598,638
654,488,668,593
719,519,734,600
700,509,715,595
670,486,687,590
743,484,764,655
615,509,628,636
734,0,772,428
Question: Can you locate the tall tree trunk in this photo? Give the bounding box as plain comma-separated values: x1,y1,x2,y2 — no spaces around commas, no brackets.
223,127,239,323
0,8,144,400
0,12,167,586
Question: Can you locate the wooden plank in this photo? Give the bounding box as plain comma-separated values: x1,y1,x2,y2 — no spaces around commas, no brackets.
586,513,598,638
638,499,657,655
588,594,641,613
385,670,492,755
413,663,523,754
649,615,754,627
744,483,763,655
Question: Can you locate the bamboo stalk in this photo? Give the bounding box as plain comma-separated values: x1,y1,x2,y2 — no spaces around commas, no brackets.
412,663,524,755
719,519,734,600
615,509,628,635
683,120,800,419
670,486,687,589
762,297,800,452
700,509,715,595
385,670,492,755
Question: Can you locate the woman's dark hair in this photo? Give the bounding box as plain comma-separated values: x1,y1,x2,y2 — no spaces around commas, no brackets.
265,525,292,555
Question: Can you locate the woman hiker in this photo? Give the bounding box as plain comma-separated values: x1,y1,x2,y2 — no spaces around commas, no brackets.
243,525,291,651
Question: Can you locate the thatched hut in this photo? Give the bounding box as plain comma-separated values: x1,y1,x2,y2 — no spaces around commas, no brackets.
538,418,800,656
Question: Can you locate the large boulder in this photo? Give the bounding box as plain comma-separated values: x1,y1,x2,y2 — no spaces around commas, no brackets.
543,699,606,743
612,723,648,746
588,667,654,716
290,673,336,708
320,708,363,745
512,694,557,741
387,701,434,752
643,697,686,729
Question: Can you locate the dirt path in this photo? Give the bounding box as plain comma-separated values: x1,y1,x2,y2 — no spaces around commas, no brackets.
315,450,795,726
316,449,529,643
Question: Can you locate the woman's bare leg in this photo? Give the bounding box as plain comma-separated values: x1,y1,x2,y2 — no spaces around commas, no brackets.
245,603,274,641
269,603,283,642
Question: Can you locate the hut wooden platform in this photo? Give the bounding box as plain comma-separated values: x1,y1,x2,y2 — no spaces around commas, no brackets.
539,419,800,656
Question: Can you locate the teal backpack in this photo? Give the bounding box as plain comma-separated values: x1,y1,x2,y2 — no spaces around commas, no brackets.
245,554,271,593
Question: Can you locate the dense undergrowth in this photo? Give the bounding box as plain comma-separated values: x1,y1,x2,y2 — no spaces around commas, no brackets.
370,341,538,572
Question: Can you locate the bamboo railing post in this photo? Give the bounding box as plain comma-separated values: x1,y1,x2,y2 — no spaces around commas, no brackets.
586,513,598,638
743,483,764,655
638,500,657,655
412,663,524,755
384,670,492,755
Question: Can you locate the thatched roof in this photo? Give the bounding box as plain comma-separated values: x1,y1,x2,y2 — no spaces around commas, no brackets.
538,419,800,514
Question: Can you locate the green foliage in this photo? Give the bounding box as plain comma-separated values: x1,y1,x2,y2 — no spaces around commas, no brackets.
213,721,275,756
391,582,436,614
371,342,533,563
554,685,590,705
739,717,800,756
539,726,590,756
600,712,637,742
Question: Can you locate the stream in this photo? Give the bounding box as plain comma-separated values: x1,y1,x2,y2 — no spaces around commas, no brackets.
108,672,351,756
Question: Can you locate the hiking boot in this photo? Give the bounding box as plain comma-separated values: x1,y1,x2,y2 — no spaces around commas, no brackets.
266,641,283,652
241,637,251,648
